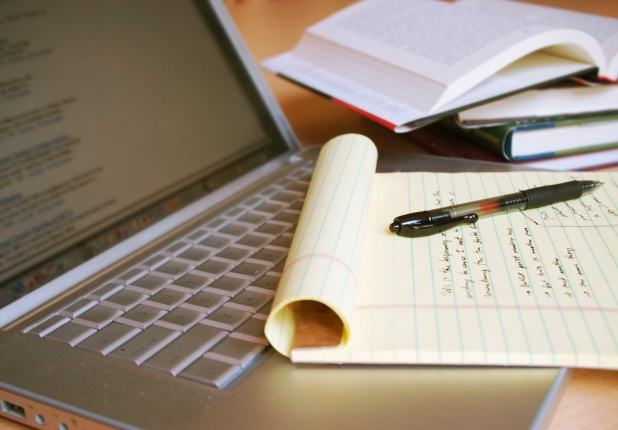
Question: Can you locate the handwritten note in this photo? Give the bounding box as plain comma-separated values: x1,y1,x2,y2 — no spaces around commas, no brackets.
265,134,618,369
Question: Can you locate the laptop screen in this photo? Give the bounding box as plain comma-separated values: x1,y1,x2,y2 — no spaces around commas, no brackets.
0,0,293,306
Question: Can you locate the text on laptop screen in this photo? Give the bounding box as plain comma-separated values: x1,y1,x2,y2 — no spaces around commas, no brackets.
0,0,290,305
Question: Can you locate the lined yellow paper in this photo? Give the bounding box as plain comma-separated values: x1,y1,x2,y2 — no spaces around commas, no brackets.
266,134,618,369
265,134,377,354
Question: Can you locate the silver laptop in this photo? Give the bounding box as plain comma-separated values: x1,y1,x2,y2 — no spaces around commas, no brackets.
0,1,568,429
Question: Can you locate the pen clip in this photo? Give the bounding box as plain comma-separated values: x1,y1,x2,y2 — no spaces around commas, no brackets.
394,213,479,238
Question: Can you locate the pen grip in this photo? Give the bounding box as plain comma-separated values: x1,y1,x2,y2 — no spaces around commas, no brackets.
524,180,584,209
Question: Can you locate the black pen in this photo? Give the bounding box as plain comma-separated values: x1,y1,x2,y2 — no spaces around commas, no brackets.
389,179,603,238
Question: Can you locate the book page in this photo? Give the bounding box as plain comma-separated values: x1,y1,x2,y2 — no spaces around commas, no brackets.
296,0,601,108
267,135,618,369
459,0,618,78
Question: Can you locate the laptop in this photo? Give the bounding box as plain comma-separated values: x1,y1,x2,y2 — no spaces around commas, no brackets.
0,0,568,429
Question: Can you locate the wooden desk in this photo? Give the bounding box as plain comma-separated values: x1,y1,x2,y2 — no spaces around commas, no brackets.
224,1,618,430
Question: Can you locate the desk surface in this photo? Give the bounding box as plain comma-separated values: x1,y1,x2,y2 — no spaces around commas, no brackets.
2,1,617,429
225,1,618,430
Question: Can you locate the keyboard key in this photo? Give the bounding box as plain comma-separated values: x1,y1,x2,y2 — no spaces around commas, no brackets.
214,245,253,265
180,290,229,314
287,181,309,194
197,233,235,251
161,241,191,257
250,247,287,267
185,229,211,243
180,356,243,388
101,289,148,311
229,317,268,345
225,290,272,313
254,221,290,237
204,336,267,367
271,190,303,206
202,217,227,231
236,211,270,226
143,324,226,375
253,201,286,216
27,315,70,337
271,209,301,225
268,233,294,249
154,307,206,332
274,177,295,188
77,323,140,355
175,247,214,265
271,260,286,274
115,304,167,329
138,254,170,271
222,206,246,219
115,268,148,285
218,223,251,238
126,273,171,295
152,260,194,280
87,283,123,301
58,298,98,318
237,232,273,249
167,273,214,294
295,169,313,182
247,273,281,295
143,288,191,311
200,307,251,331
254,301,272,320
230,261,271,281
239,195,263,209
73,305,123,329
109,325,181,365
46,322,97,346
192,259,234,279
289,200,305,211
204,275,251,297
257,186,280,198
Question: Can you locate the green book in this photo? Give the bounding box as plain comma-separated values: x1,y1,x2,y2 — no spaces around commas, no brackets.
443,113,618,161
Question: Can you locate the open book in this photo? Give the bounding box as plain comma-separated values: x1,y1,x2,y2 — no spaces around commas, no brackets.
263,0,618,132
265,134,618,369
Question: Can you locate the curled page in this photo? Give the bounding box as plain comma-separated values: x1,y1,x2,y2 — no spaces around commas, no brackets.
265,134,378,357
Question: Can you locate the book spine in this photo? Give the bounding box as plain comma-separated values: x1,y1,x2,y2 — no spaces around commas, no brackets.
437,119,513,160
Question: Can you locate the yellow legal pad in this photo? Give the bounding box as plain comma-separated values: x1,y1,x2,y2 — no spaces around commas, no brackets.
266,134,618,369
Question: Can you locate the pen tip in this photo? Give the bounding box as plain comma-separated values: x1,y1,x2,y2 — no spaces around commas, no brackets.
389,223,399,233
579,180,603,196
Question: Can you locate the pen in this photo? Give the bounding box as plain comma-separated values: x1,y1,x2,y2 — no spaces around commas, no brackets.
388,179,603,238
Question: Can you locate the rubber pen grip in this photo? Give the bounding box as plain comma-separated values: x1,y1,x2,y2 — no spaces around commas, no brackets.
524,180,583,209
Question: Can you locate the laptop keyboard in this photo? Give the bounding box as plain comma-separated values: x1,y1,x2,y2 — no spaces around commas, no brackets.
24,163,313,388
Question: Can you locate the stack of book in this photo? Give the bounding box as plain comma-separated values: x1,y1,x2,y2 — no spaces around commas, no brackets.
427,79,618,170
262,0,618,170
